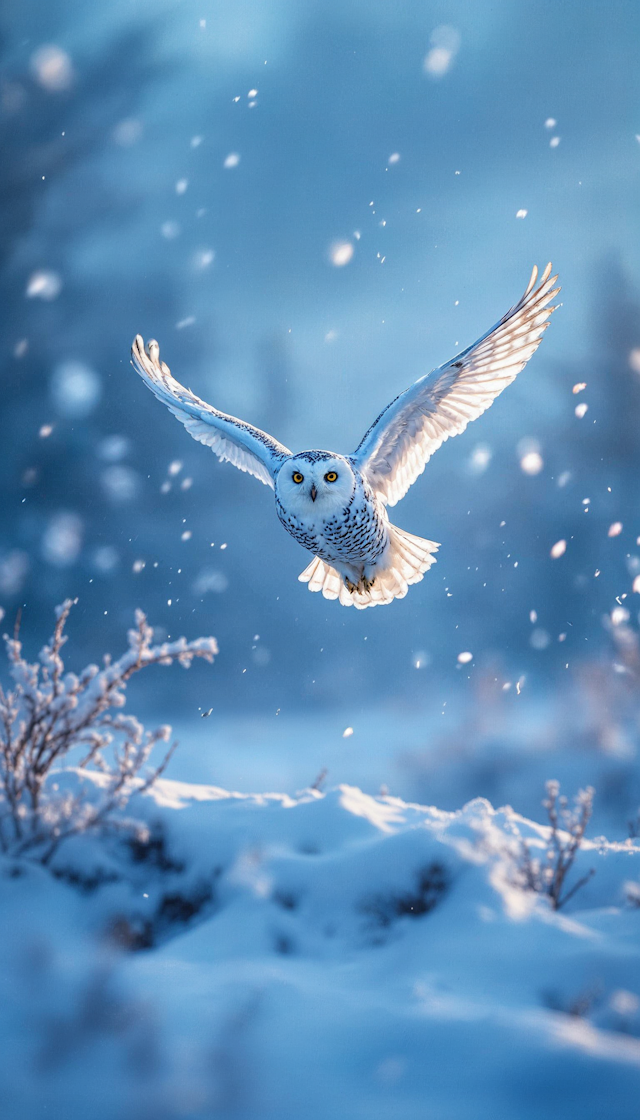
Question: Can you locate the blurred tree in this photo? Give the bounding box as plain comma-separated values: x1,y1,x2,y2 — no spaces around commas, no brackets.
255,333,294,445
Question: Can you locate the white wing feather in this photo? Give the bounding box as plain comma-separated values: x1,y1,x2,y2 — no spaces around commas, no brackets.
131,336,291,488
354,263,560,506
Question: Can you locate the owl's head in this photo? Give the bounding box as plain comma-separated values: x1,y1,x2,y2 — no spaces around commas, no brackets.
276,452,355,517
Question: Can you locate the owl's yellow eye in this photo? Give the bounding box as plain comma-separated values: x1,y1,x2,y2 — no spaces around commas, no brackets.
292,472,304,484
324,471,338,483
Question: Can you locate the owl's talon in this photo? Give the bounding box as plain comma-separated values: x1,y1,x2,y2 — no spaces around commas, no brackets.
362,576,376,593
345,578,358,594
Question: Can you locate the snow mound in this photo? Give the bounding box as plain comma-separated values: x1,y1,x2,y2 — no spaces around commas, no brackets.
1,781,640,1119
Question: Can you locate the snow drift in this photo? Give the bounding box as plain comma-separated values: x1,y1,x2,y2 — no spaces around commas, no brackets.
1,778,639,1120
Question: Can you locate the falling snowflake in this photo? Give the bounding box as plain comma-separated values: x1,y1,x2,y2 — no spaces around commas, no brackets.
193,248,215,270
611,607,629,626
113,119,143,147
520,451,544,476
469,444,492,474
530,629,550,650
423,26,461,78
30,45,74,91
329,241,354,267
161,221,180,239
51,362,101,418
26,271,62,300
42,512,83,567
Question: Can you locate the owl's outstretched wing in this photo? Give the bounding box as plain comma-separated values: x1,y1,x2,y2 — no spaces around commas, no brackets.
353,263,560,507
131,336,292,488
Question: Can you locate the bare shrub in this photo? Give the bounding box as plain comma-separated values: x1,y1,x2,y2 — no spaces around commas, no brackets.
517,781,595,910
310,767,328,791
36,962,159,1074
0,600,217,863
541,982,604,1018
361,862,449,929
107,878,217,952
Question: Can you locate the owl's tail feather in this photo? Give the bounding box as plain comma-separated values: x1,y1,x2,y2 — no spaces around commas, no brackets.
298,526,439,610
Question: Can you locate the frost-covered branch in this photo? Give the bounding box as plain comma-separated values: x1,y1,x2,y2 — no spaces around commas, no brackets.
516,781,595,910
0,600,217,863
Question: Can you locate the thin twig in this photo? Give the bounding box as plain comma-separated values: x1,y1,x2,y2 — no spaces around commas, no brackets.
0,602,217,863
516,782,595,910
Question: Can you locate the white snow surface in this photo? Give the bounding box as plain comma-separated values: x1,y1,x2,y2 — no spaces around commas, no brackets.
1,777,640,1119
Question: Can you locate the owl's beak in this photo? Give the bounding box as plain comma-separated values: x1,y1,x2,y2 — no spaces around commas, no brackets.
310,483,317,502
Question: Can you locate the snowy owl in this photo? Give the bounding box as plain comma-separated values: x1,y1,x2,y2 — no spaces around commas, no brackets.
131,263,559,609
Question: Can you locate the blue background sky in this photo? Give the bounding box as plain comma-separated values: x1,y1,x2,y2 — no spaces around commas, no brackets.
1,0,640,748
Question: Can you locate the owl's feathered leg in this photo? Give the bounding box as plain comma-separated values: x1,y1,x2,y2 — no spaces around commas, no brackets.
299,528,438,609
342,562,365,594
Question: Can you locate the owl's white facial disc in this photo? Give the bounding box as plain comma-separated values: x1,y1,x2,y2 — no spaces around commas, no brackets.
276,453,355,519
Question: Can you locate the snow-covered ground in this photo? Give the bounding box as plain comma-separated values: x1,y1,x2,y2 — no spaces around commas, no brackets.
2,775,640,1119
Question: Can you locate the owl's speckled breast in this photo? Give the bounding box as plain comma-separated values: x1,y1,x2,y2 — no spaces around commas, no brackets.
275,474,388,565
